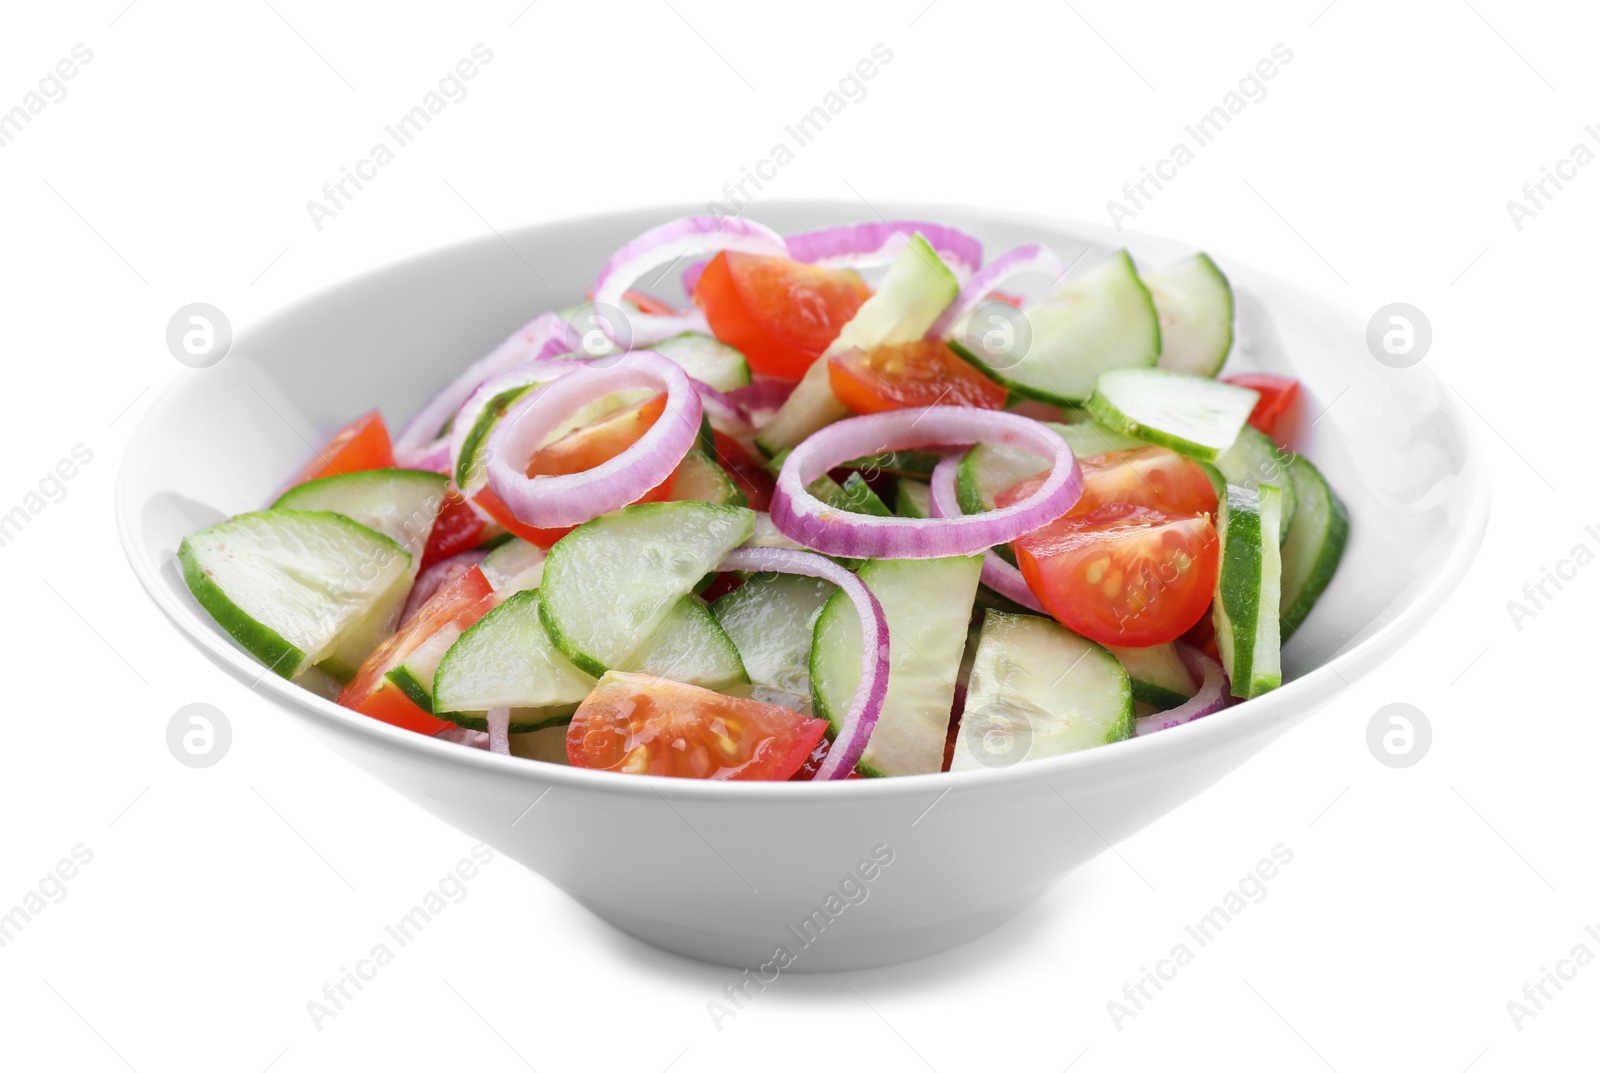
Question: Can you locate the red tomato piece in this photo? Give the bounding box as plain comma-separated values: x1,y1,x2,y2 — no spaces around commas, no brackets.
568,672,829,780
582,287,683,316
288,410,394,486
827,339,1008,415
693,251,871,379
471,394,673,547
710,430,774,511
1011,503,1220,647
420,488,490,571
999,446,1217,521
1221,373,1301,441
337,566,495,734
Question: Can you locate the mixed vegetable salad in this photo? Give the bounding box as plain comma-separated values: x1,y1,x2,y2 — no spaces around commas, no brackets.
178,216,1347,781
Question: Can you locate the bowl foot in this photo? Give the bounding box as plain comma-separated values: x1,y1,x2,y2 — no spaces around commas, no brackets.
575,889,1047,973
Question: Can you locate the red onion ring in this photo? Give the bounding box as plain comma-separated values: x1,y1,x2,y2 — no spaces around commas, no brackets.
771,407,1083,559
691,378,752,436
1134,646,1231,735
785,221,983,279
928,454,1047,613
927,244,1066,340
394,312,577,468
402,549,490,625
487,707,511,754
485,351,701,528
593,217,788,346
448,360,588,521
717,546,889,780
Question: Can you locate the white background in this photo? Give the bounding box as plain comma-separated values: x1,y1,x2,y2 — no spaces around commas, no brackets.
1,1,1596,1070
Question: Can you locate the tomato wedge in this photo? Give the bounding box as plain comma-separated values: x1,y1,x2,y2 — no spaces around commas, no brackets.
1221,372,1301,441
711,430,774,511
420,488,491,571
288,410,394,486
1002,446,1217,521
471,394,674,547
568,671,829,780
1009,502,1220,647
693,251,871,379
337,566,495,734
828,339,1008,415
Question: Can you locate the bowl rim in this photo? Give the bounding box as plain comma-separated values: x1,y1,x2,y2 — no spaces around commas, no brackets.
115,198,1491,802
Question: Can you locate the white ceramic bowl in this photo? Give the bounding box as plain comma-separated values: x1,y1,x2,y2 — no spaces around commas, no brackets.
117,202,1487,971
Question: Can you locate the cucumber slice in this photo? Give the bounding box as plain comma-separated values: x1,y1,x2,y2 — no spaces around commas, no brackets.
755,233,959,456
810,555,982,776
432,589,596,726
1107,642,1198,711
387,612,479,712
841,450,942,479
455,382,538,496
179,511,412,679
1213,484,1283,698
538,501,754,676
954,251,1160,406
712,573,835,711
649,332,752,392
1280,455,1349,637
271,469,446,566
480,538,546,592
622,595,749,691
272,469,448,678
743,512,807,552
813,472,891,517
1216,426,1297,542
951,610,1132,770
1146,253,1234,377
668,445,747,507
1058,421,1147,459
1086,367,1258,462
895,477,932,519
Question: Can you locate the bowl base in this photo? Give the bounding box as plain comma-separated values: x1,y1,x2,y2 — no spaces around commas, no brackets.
576,889,1047,972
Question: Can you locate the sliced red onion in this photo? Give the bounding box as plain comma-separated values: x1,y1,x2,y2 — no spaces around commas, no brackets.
434,725,490,749
691,378,752,436
485,351,701,528
718,546,888,780
771,407,1083,559
928,244,1066,340
681,259,709,299
395,312,578,468
593,217,788,346
446,360,588,522
785,221,983,279
727,377,797,413
1135,646,1231,736
402,549,490,625
927,455,1046,613
487,707,511,754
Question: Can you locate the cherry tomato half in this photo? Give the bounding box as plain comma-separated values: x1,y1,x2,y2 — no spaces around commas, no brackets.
337,566,495,734
1011,503,1220,647
288,410,394,486
693,251,871,379
1221,372,1301,442
568,672,829,780
828,339,1008,415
